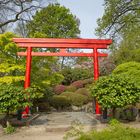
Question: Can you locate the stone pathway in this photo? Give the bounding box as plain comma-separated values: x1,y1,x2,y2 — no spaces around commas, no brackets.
0,112,101,140
31,112,98,126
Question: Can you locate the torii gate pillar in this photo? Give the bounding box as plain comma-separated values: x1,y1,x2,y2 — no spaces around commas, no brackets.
93,48,101,115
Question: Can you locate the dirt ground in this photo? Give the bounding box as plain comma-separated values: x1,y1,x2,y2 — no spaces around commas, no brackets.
1,112,140,140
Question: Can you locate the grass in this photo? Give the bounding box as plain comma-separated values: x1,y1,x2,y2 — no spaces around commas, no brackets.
64,119,140,140
77,120,140,140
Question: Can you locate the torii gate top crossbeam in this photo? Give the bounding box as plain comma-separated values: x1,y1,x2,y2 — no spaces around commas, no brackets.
13,38,112,49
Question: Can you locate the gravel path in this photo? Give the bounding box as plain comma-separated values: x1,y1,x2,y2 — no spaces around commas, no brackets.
0,112,99,140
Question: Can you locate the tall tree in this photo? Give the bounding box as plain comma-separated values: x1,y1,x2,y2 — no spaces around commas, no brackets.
96,0,140,39
96,0,140,65
27,3,80,38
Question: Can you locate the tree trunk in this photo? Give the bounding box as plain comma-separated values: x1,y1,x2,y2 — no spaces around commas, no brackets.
61,57,65,69
103,108,107,119
112,107,116,118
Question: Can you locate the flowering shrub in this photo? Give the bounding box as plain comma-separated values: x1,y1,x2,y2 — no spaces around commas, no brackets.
54,85,66,95
71,80,84,89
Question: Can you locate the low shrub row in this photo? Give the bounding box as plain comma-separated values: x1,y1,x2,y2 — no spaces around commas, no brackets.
75,88,93,101
53,78,93,95
50,88,93,110
60,92,89,107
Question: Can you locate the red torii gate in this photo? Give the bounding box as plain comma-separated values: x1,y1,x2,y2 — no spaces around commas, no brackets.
13,38,112,116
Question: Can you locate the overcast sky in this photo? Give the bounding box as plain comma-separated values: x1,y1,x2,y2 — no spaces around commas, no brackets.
58,0,105,38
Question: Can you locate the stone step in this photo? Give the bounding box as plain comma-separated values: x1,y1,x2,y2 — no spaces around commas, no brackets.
22,124,95,133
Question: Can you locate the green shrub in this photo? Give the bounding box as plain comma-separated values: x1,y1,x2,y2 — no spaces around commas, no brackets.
113,61,140,86
75,88,93,101
54,85,66,95
60,91,73,96
4,122,15,134
77,121,140,140
66,85,77,92
0,84,43,116
50,95,71,110
61,92,88,107
90,75,140,115
83,78,93,85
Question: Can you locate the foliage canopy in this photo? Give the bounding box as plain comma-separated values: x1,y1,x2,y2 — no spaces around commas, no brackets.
0,32,25,85
27,3,80,38
113,62,140,86
0,84,43,115
90,75,140,109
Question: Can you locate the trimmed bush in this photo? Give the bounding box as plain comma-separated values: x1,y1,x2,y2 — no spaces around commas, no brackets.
60,91,73,96
75,88,93,101
61,92,88,107
50,95,71,110
71,80,84,89
83,78,93,85
66,85,77,92
54,85,66,95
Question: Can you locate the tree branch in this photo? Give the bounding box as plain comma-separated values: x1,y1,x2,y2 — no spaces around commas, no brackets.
0,5,40,28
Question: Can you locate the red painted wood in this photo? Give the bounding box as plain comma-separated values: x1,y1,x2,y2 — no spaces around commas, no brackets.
95,101,101,116
17,52,108,57
93,48,99,80
15,43,108,49
24,47,32,116
13,38,112,45
60,48,66,53
93,48,101,115
24,47,32,88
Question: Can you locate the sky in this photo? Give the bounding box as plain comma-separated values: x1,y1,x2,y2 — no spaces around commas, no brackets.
58,0,105,39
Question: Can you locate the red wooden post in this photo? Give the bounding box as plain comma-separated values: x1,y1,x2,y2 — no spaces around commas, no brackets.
24,47,32,88
23,47,32,116
93,48,101,115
